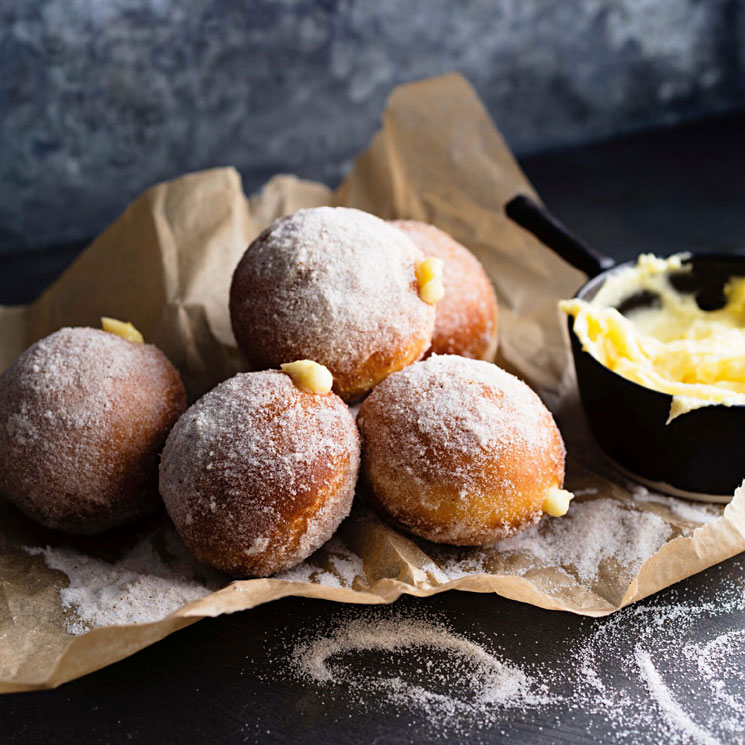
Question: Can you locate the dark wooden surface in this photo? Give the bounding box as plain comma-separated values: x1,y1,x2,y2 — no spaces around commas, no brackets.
1,113,744,744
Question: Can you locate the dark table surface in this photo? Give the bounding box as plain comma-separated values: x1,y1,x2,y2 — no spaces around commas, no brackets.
1,113,745,744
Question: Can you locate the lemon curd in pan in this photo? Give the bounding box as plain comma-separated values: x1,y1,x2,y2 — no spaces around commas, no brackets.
561,254,745,422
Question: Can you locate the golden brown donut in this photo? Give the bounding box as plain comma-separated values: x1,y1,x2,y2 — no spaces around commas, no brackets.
0,327,186,534
159,370,361,577
392,221,498,361
229,207,435,402
357,355,567,545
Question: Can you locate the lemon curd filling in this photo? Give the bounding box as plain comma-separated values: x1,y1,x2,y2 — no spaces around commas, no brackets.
101,316,144,343
416,256,445,305
543,487,574,517
560,254,745,422
280,359,334,394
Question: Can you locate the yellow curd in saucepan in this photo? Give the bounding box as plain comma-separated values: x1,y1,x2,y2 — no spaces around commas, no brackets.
560,254,745,422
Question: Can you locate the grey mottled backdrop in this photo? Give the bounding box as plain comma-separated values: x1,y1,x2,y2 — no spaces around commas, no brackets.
2,0,744,253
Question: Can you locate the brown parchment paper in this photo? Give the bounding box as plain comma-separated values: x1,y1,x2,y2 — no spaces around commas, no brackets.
1,73,744,693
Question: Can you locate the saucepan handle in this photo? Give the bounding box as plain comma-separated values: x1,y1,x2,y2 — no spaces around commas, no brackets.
505,194,615,278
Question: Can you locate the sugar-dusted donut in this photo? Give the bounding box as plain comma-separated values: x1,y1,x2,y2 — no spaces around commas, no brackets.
0,327,186,534
392,221,498,361
357,355,570,545
229,207,436,402
159,368,360,576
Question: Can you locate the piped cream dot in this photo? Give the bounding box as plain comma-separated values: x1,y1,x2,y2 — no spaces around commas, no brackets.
416,257,445,305
281,360,334,394
101,317,144,343
543,487,574,517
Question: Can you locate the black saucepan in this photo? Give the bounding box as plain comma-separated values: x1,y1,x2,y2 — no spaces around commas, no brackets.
506,194,745,502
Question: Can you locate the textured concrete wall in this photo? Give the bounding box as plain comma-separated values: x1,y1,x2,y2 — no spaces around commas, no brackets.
2,0,743,253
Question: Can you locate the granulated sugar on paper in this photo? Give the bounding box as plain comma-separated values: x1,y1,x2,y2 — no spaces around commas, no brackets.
281,579,745,742
24,527,222,634
430,497,675,587
26,487,715,635
251,491,697,592
274,537,366,587
497,497,673,584
630,486,722,524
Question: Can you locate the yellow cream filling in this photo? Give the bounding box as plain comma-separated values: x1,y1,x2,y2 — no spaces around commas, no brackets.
560,254,745,422
543,487,575,517
281,359,334,394
416,257,445,305
101,317,144,343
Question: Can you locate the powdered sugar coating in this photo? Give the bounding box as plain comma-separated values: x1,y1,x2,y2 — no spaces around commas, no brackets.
229,207,435,401
357,355,566,545
393,221,499,361
159,371,361,577
0,327,186,534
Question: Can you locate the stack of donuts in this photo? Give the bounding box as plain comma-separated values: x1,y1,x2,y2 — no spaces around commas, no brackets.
0,207,573,577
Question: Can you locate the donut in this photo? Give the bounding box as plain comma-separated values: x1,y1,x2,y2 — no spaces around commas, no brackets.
0,327,186,534
159,368,361,577
229,207,436,402
392,221,498,361
357,355,570,545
